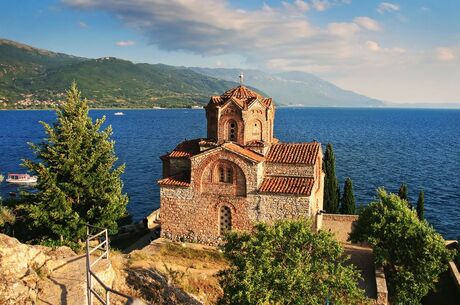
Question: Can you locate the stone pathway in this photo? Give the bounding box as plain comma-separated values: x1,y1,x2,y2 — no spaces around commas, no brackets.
123,225,160,254
343,244,377,299
36,254,112,305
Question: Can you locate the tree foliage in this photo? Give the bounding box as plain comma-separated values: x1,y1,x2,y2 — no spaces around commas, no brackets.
218,219,369,305
398,183,411,209
20,82,128,245
323,143,340,213
349,188,453,305
416,190,424,220
398,183,408,200
340,177,356,214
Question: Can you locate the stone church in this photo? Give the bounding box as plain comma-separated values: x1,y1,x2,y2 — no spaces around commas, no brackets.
158,83,324,244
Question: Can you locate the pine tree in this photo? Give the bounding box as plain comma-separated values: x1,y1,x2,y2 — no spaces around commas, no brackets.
417,190,425,220
398,183,411,209
340,178,356,214
21,82,128,245
323,143,340,213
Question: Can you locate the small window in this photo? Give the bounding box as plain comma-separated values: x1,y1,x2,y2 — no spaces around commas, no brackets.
218,165,233,183
227,120,237,141
227,168,233,182
220,206,232,235
219,167,225,182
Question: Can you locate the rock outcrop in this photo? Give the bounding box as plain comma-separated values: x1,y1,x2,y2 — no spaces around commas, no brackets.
0,233,75,305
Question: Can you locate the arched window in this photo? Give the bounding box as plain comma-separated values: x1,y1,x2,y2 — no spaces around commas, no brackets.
227,120,237,141
219,206,232,235
218,165,233,183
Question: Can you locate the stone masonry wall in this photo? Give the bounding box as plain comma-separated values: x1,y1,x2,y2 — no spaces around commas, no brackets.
264,163,314,177
248,194,310,223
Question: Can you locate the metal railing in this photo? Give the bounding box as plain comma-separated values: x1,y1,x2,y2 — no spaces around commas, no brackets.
85,224,134,305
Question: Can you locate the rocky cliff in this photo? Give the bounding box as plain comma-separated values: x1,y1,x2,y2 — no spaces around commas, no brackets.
0,234,75,304
0,234,204,305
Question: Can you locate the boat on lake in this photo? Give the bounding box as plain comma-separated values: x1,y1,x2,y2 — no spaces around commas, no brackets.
114,112,125,116
6,173,37,185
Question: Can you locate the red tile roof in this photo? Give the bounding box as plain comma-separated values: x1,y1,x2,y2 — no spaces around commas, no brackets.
158,175,190,187
222,142,265,162
259,176,314,196
222,85,262,100
266,142,320,164
161,139,201,159
246,140,266,147
209,85,273,109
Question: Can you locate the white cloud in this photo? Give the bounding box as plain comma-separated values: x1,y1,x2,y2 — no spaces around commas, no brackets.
63,0,460,103
365,40,405,54
311,0,329,11
328,22,359,37
294,0,310,12
365,40,381,52
116,40,135,47
63,0,402,70
78,21,88,28
353,17,381,31
282,0,310,12
436,47,456,61
377,2,400,14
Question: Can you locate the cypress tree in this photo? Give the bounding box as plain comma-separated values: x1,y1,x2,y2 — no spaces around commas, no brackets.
340,178,356,214
21,82,128,245
398,183,411,209
417,190,425,220
323,144,339,213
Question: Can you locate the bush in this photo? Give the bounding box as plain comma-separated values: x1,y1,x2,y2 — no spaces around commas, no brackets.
349,188,453,305
218,219,369,305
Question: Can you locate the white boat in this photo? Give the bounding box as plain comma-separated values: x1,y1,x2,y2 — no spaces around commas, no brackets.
6,173,38,185
114,112,125,116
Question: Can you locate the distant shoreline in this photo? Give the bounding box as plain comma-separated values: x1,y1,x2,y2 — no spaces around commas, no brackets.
1,105,460,111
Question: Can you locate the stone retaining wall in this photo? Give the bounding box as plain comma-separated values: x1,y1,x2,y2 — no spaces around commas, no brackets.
448,261,460,291
375,266,388,305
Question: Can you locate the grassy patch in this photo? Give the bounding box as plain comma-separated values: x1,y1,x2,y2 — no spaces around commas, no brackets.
159,242,225,265
126,240,227,304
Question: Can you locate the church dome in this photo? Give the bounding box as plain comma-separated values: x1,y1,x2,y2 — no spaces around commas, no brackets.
209,85,273,109
221,85,263,100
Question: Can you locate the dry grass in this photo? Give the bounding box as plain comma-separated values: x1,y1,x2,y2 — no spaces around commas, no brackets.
126,239,227,304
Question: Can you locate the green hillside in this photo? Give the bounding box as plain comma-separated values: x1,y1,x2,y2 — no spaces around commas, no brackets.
0,39,240,109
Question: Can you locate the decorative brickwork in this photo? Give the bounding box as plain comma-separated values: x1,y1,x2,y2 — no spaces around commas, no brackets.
159,84,324,244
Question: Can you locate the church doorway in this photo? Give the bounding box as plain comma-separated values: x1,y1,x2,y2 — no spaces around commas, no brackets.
219,206,232,235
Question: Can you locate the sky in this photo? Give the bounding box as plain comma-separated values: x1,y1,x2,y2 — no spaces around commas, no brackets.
1,0,459,104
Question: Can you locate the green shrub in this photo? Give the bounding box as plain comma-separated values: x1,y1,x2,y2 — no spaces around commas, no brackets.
218,218,369,305
349,188,453,305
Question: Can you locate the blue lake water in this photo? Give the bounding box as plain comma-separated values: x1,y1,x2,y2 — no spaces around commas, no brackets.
0,108,459,239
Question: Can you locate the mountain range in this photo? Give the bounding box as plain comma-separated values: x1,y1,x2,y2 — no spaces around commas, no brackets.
0,38,384,109
191,68,384,107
